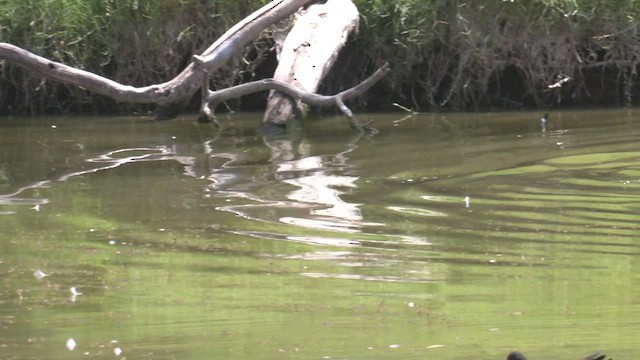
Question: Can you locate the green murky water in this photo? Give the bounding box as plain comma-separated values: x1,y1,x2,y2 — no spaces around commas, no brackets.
0,110,639,359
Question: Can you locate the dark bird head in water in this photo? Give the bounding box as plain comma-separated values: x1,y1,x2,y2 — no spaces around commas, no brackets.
506,350,609,360
507,351,527,360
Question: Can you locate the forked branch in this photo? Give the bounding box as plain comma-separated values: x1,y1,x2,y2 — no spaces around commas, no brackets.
0,0,389,129
197,62,390,128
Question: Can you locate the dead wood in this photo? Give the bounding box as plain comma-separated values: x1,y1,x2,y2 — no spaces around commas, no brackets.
0,0,387,127
197,60,390,130
263,0,360,125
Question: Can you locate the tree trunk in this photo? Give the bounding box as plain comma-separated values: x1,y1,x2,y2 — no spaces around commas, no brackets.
263,0,359,126
0,0,387,130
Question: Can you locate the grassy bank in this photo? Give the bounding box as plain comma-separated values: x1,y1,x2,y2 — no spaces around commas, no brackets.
1,0,640,115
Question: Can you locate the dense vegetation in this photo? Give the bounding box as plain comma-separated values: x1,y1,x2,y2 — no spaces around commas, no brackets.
1,0,640,115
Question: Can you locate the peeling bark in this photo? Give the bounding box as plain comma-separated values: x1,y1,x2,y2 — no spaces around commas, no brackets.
263,0,360,125
0,0,386,129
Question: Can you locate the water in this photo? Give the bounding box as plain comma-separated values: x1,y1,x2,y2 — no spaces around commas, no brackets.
0,110,638,359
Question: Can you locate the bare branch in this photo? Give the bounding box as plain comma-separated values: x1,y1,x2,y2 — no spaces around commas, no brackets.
1,0,388,129
0,42,164,103
0,0,314,110
199,62,391,125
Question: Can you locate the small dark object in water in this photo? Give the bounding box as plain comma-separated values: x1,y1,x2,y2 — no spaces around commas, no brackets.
507,351,527,360
506,351,609,360
540,113,549,125
582,352,609,360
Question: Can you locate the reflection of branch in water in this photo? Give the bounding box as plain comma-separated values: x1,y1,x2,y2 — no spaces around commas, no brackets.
281,157,361,221
0,179,51,210
57,147,175,181
261,132,382,232
1,146,200,212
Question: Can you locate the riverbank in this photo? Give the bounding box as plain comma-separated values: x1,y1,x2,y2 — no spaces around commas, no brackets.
1,0,639,115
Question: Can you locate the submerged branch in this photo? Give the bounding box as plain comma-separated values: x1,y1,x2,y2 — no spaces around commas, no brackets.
198,63,391,128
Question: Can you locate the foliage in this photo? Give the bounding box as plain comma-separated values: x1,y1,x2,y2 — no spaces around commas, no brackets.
350,0,640,110
0,0,269,114
1,0,640,114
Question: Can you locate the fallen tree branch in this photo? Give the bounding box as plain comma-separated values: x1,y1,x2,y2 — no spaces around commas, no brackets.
0,0,388,129
0,0,314,113
198,62,390,130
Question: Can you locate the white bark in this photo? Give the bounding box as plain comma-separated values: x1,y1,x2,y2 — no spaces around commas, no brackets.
0,0,315,113
263,0,360,124
1,0,387,129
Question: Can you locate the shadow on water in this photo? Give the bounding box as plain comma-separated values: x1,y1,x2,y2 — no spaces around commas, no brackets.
0,110,639,359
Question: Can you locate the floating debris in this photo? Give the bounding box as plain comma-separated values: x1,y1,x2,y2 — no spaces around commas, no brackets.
114,347,122,356
66,338,77,351
70,287,83,302
389,344,401,349
540,113,549,132
33,269,49,280
427,344,445,349
464,196,470,208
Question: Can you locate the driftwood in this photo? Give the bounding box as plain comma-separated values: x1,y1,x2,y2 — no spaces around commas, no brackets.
263,0,360,125
197,58,389,128
0,0,388,130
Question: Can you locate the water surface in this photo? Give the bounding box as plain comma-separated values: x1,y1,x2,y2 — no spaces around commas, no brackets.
0,110,639,359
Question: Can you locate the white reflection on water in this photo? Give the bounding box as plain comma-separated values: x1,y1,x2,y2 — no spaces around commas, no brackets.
0,179,51,210
275,155,383,232
300,272,439,283
284,167,361,220
0,147,184,212
284,251,355,260
387,206,447,217
235,230,362,247
58,147,175,181
284,235,360,247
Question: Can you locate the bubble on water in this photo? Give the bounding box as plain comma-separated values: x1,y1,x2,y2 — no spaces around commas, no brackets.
66,338,77,351
70,287,83,302
70,287,82,296
33,269,49,280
